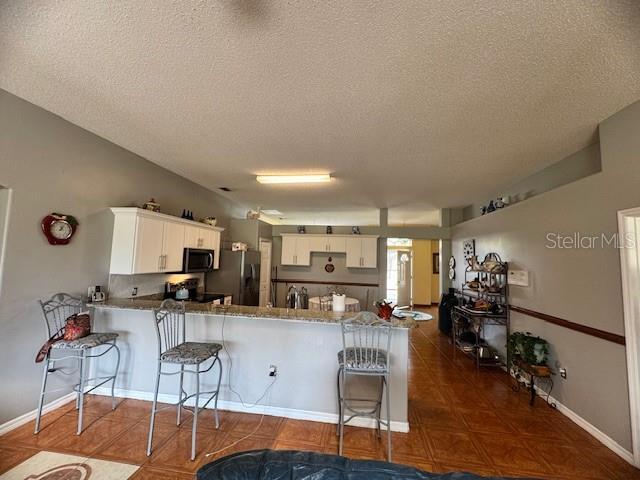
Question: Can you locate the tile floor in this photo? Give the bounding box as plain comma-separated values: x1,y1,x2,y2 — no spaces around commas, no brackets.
1,307,638,479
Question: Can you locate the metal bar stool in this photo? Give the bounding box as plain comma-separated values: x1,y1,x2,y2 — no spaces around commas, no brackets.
147,299,223,461
336,311,392,461
35,293,120,435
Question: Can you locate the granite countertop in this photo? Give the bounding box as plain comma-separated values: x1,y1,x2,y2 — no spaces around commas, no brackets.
89,298,416,329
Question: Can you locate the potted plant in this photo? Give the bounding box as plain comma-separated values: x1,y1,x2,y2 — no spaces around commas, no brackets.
508,331,550,375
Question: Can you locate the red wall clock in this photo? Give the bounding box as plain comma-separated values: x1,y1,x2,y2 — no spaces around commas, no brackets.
41,213,79,245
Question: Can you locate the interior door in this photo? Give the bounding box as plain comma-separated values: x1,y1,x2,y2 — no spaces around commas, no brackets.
133,215,164,273
259,239,272,306
163,221,185,272
396,249,412,307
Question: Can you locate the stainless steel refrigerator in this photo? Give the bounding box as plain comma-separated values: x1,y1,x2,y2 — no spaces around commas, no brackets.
206,249,261,306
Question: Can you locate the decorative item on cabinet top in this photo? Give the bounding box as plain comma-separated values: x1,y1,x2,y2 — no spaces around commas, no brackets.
142,198,160,212
108,207,224,275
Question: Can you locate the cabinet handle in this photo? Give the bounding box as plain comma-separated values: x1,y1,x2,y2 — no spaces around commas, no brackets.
158,255,162,270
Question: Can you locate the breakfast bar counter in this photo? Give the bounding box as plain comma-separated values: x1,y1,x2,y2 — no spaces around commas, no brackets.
90,300,411,432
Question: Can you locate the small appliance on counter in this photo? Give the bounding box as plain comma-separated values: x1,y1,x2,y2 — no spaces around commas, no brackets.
165,278,225,304
88,286,106,303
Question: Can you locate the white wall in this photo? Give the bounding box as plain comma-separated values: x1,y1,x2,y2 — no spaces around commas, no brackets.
451,98,640,452
0,89,240,424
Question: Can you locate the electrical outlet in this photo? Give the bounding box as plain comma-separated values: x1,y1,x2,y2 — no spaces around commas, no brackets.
559,368,567,379
269,365,277,377
132,287,138,297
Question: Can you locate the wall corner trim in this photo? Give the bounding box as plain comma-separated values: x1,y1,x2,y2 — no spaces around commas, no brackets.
532,385,636,467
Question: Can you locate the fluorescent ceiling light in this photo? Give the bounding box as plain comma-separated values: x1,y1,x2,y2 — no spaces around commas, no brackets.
256,174,331,184
261,209,284,215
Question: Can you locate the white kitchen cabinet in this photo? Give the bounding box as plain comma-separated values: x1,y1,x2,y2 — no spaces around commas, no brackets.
110,208,224,274
162,221,186,272
132,214,165,273
309,235,347,253
281,234,311,266
345,236,378,268
281,234,376,268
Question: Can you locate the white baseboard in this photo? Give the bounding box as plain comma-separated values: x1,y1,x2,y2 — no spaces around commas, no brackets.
0,393,76,436
529,384,636,466
93,387,410,433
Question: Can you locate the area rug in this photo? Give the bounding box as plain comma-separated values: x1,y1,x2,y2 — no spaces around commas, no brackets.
0,451,139,479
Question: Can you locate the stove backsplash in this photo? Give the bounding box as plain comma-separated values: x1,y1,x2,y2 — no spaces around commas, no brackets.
108,272,205,299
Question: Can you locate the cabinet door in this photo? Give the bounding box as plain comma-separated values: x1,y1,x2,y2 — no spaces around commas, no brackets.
184,225,201,248
133,215,165,273
328,236,346,253
281,236,297,265
200,228,214,250
163,221,185,272
345,237,362,268
309,236,327,252
295,236,311,265
211,230,221,269
361,237,378,268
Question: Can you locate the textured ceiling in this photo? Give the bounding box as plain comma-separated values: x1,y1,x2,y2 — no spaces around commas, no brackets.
1,1,639,225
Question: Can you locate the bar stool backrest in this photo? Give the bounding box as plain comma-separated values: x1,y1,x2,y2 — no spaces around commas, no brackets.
341,311,392,372
39,293,84,338
153,299,186,357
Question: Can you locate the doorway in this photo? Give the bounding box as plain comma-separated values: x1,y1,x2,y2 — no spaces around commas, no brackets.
0,186,11,297
617,207,640,467
386,238,441,309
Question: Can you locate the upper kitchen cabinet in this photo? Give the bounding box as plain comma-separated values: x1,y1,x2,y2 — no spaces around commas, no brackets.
109,208,224,274
309,235,347,253
280,234,377,268
345,236,378,268
281,234,311,266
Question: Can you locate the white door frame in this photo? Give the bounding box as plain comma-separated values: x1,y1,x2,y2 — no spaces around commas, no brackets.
258,237,272,307
0,187,12,298
618,207,640,467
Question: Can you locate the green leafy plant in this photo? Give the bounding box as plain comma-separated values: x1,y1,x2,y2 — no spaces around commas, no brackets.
507,331,549,366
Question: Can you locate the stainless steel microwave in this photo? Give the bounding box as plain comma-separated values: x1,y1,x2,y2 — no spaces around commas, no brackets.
182,248,214,273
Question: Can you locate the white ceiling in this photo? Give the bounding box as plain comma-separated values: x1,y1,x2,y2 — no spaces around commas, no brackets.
1,1,639,226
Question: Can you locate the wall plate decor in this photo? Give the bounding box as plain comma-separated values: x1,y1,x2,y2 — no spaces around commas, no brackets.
449,256,456,268
325,256,335,273
449,267,455,280
462,239,475,260
41,213,78,245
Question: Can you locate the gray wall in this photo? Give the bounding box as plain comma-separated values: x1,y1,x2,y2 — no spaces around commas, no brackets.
462,143,602,221
0,90,239,424
451,98,640,452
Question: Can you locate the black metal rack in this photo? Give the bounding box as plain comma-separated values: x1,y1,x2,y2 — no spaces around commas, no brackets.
452,253,510,370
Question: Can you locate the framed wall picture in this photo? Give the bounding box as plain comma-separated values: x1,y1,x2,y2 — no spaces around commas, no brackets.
433,252,440,274
463,239,475,260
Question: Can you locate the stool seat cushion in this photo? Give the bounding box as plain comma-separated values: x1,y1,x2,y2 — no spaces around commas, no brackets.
161,341,222,364
338,348,388,372
51,332,118,349
198,449,508,479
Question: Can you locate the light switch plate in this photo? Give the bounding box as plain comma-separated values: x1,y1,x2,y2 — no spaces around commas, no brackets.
508,270,529,287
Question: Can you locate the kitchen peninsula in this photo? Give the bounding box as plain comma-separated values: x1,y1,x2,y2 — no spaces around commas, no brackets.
90,300,413,432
